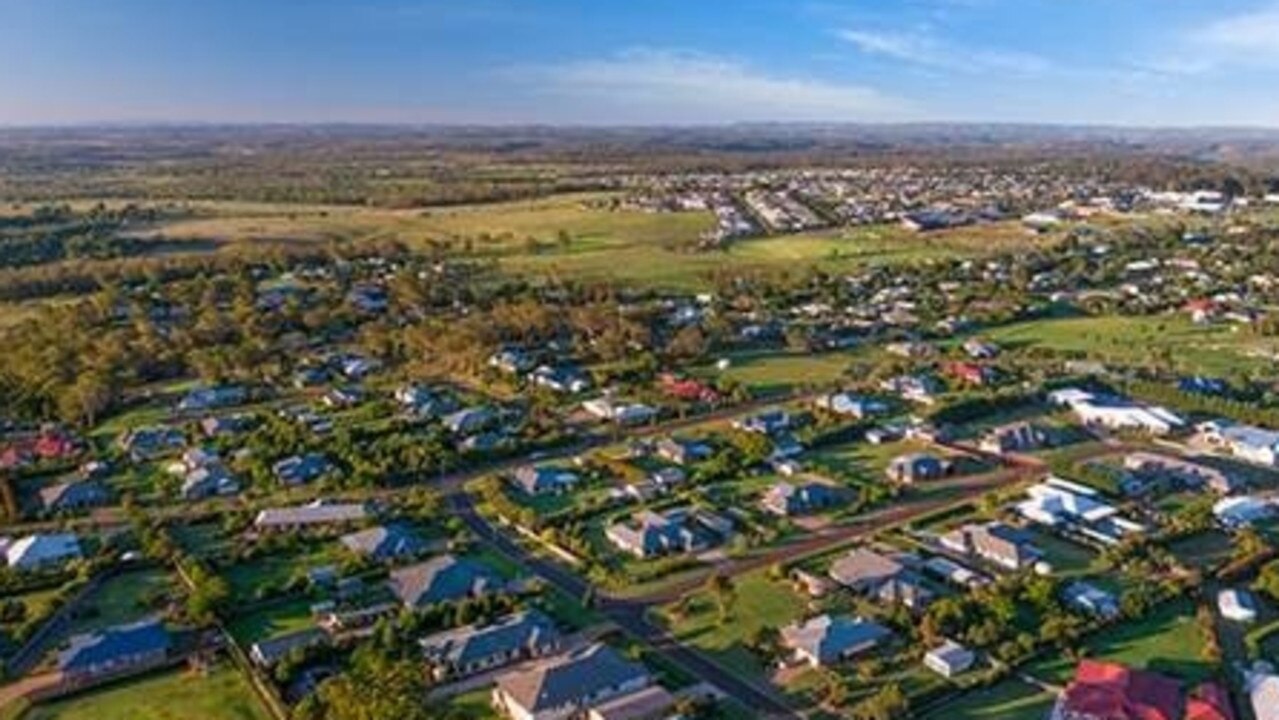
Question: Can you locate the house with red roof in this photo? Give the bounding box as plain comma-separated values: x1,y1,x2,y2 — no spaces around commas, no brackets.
1052,660,1182,720
1184,683,1234,720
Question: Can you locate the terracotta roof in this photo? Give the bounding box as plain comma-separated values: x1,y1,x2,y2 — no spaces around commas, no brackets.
1060,660,1182,720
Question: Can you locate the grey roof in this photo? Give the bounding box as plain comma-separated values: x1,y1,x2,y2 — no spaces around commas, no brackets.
828,548,904,589
340,524,427,560
254,501,367,528
780,615,891,664
390,554,501,607
58,618,170,672
496,643,649,713
419,610,560,668
39,479,107,510
249,627,329,666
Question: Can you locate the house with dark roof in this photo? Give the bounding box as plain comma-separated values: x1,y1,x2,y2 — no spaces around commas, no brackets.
39,479,108,513
249,627,330,667
654,437,712,466
340,524,428,562
512,465,581,496
979,422,1048,455
390,554,502,608
58,618,170,682
419,610,561,680
1052,660,1182,720
180,463,240,500
5,533,82,570
604,507,729,559
779,614,891,667
828,548,934,611
273,453,334,487
760,482,841,517
492,643,651,720
886,453,949,484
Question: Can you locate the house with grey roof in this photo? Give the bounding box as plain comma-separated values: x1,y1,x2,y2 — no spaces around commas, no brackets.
390,554,502,608
273,453,333,487
779,614,891,668
492,643,652,720
828,548,934,611
253,500,368,531
419,610,561,680
340,524,428,562
58,618,170,682
979,422,1048,455
180,463,240,500
941,522,1042,571
604,507,729,559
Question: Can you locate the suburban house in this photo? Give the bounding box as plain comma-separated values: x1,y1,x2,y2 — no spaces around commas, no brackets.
1198,421,1279,466
1017,477,1146,545
419,610,561,680
1186,682,1237,720
58,619,171,683
940,522,1043,571
253,500,368,531
273,453,333,486
1063,581,1120,619
444,406,498,435
886,453,949,484
5,533,82,570
733,409,792,436
1218,588,1259,624
979,422,1048,455
249,627,330,667
180,463,240,500
924,639,976,678
1244,664,1279,720
1048,388,1184,435
529,364,592,394
604,507,731,559
813,392,887,419
512,465,580,496
1051,660,1182,720
340,524,428,562
944,361,996,387
389,554,502,608
828,548,934,610
779,614,892,668
654,437,712,466
581,397,657,425
584,686,675,720
177,384,246,412
760,481,841,517
119,426,185,461
1121,452,1237,496
38,479,108,513
1213,495,1273,529
491,643,652,720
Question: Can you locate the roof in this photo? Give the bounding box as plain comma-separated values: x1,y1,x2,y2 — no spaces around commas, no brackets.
254,501,367,528
5,533,81,567
58,619,170,672
419,610,559,667
250,627,329,666
340,524,426,559
496,643,649,713
390,554,500,607
1059,660,1183,720
1246,668,1279,720
1185,682,1235,720
780,614,891,664
587,685,675,720
828,548,904,589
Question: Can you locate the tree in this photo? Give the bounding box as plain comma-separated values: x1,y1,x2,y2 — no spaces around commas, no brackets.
1255,560,1279,603
706,573,735,624
852,683,908,720
315,647,432,720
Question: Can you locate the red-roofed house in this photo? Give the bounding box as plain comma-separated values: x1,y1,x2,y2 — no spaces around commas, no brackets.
1185,683,1234,720
1052,660,1183,720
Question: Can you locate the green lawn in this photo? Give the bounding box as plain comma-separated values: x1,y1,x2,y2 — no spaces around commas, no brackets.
67,569,174,635
986,315,1277,377
226,599,316,645
1026,598,1210,685
24,664,270,720
222,544,340,603
694,349,864,396
1024,530,1098,577
661,569,805,679
921,678,1055,720
441,688,500,719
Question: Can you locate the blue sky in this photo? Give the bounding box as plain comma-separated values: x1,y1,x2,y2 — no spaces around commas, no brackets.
1,0,1278,126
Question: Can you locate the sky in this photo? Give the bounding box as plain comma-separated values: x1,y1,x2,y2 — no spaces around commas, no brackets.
1,0,1278,127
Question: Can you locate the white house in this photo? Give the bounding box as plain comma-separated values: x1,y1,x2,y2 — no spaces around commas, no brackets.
924,639,975,678
1218,589,1259,624
1049,388,1183,435
1245,663,1279,720
1016,477,1145,545
1214,495,1273,529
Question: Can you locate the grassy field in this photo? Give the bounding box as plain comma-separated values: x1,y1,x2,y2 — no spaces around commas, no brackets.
226,599,316,645
66,568,173,636
694,349,865,396
660,569,805,679
1025,598,1210,685
987,315,1278,376
921,678,1055,720
23,664,269,720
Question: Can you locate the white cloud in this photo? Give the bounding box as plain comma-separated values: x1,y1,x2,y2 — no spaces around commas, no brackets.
508,48,911,124
1199,3,1279,57
837,27,1050,75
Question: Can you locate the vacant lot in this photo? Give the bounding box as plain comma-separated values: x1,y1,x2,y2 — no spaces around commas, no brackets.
922,678,1055,720
24,664,269,720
